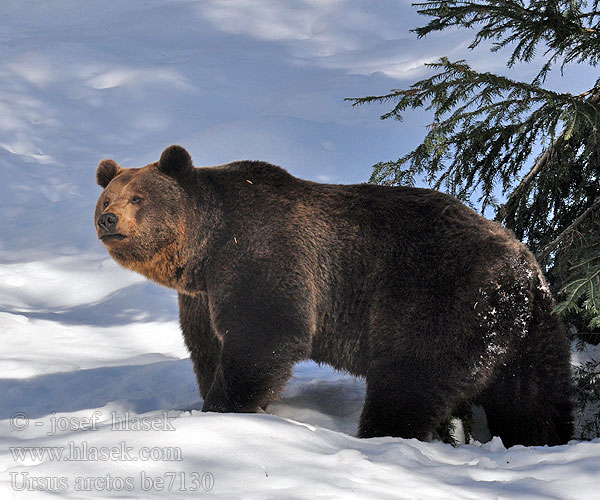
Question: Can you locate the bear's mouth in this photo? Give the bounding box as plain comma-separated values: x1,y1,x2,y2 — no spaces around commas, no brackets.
100,233,127,242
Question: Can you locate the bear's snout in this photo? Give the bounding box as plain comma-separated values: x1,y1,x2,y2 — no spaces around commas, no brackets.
97,212,119,233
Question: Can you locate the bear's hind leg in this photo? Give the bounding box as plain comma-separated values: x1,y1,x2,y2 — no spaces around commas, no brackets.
478,347,573,447
473,259,574,447
358,356,462,440
477,299,573,447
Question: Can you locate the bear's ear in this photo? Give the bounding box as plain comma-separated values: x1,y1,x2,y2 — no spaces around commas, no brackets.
158,145,193,177
96,159,122,188
158,144,194,177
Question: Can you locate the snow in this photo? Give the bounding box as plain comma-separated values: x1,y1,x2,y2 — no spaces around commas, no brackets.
1,1,599,498
4,410,600,500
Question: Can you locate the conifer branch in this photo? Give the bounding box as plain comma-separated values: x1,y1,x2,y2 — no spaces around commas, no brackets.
412,0,600,80
499,135,561,223
537,197,600,262
354,0,600,338
500,86,600,226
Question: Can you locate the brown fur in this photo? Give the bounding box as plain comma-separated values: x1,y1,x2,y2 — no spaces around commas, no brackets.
94,145,573,446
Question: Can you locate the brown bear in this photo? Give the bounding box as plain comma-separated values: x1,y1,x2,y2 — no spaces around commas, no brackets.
94,145,573,447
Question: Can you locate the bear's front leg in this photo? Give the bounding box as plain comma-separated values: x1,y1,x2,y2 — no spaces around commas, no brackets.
202,326,309,413
201,262,315,413
178,293,222,400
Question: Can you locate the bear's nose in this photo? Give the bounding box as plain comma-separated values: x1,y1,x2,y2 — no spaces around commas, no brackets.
97,212,119,232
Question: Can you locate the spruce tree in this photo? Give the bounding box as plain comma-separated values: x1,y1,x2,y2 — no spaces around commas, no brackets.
350,0,600,342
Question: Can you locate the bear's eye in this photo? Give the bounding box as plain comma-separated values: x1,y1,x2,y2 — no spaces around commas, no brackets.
130,195,142,204
102,199,110,208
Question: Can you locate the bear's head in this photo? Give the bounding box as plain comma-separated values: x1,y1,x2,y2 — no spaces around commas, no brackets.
94,145,195,288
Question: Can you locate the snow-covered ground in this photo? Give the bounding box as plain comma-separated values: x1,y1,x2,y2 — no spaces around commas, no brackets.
1,1,599,498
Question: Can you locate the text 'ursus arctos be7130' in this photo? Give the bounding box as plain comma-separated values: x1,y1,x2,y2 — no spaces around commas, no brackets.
95,145,573,447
